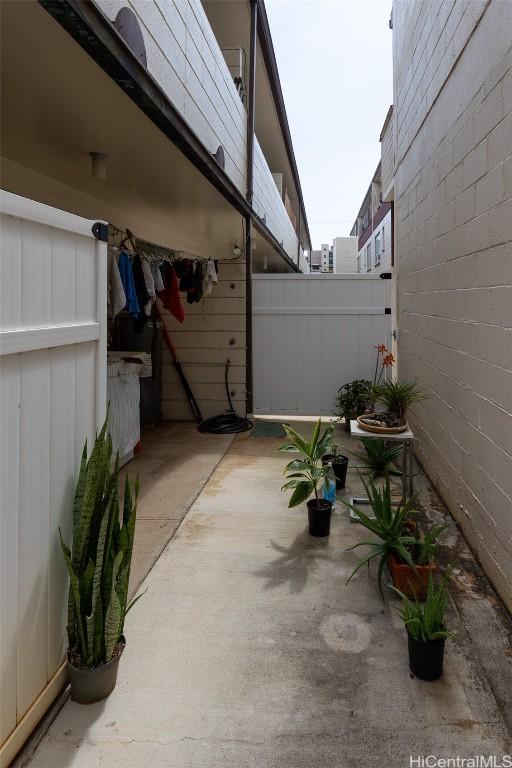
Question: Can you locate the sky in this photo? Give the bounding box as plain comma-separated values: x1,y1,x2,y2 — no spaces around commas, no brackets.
266,0,393,249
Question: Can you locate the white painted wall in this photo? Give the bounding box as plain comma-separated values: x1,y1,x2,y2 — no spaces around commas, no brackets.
0,191,107,761
333,236,358,273
356,208,392,274
252,274,391,415
392,0,512,611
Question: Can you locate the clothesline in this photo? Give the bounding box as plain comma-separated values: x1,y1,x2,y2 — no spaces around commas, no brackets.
108,237,219,326
108,224,245,264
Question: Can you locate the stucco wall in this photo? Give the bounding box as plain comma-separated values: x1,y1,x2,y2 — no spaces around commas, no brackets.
392,0,512,610
333,237,358,273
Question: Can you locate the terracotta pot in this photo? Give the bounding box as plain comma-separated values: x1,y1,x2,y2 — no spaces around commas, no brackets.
388,553,436,600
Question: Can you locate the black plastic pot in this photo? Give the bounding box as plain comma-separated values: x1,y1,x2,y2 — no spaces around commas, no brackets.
307,499,332,537
407,633,445,680
67,638,125,704
322,454,349,490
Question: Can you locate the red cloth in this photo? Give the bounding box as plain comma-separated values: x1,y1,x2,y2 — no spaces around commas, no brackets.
158,264,185,324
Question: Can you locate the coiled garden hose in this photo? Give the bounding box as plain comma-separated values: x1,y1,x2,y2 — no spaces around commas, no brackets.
197,360,253,434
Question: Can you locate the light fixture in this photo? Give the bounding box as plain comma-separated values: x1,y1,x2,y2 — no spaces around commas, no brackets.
90,152,108,179
233,244,242,258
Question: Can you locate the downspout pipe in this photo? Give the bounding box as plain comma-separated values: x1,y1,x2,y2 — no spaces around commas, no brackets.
245,0,257,416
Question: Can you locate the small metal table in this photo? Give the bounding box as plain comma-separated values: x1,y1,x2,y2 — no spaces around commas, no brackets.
350,420,416,500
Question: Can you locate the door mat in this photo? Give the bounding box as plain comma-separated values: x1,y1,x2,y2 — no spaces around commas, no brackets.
251,421,287,438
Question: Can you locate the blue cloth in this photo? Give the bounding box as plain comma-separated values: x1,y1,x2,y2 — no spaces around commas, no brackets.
117,251,140,316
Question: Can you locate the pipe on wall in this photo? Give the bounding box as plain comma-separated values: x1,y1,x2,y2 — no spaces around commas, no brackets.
245,0,258,415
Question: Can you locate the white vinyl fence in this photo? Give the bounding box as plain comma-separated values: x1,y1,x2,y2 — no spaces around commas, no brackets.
252,274,391,415
0,191,107,763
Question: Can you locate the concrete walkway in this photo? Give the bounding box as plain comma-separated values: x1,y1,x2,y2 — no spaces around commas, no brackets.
22,424,512,767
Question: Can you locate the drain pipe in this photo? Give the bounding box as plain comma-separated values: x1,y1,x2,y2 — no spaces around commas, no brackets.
245,0,257,416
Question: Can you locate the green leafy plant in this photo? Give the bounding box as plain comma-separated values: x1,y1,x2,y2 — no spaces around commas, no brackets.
392,571,455,642
350,438,403,479
374,379,427,425
342,475,417,598
59,418,142,668
335,379,374,421
279,419,334,507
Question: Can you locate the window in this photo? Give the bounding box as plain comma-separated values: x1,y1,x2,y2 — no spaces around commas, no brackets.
381,224,385,252
374,231,381,266
366,243,372,272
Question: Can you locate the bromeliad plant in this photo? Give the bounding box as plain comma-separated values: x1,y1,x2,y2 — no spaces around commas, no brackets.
343,475,417,598
279,419,335,507
59,418,141,669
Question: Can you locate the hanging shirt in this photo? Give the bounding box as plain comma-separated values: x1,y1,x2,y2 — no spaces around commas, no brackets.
204,259,218,296
118,251,140,316
107,250,126,318
151,263,165,293
132,254,151,328
141,255,156,316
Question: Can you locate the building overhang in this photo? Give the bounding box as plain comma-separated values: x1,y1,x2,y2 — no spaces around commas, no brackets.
32,0,298,272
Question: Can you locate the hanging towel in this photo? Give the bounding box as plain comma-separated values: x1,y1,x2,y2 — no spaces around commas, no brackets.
151,262,165,293
107,250,126,318
204,259,218,296
118,251,140,316
141,255,156,315
158,262,185,323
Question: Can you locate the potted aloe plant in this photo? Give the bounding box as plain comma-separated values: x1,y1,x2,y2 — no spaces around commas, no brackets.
59,418,143,704
279,419,335,537
343,475,417,598
392,571,455,680
387,522,451,600
349,437,403,480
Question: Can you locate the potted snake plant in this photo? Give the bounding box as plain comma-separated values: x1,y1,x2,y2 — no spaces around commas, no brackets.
279,419,335,537
59,418,143,704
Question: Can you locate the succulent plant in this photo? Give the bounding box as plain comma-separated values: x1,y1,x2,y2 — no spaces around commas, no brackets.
59,417,141,667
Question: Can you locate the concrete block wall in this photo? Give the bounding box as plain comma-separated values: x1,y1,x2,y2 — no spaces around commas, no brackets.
392,0,512,610
160,258,247,420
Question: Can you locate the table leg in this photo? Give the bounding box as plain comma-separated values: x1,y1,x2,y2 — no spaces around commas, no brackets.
408,440,414,498
401,440,407,500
